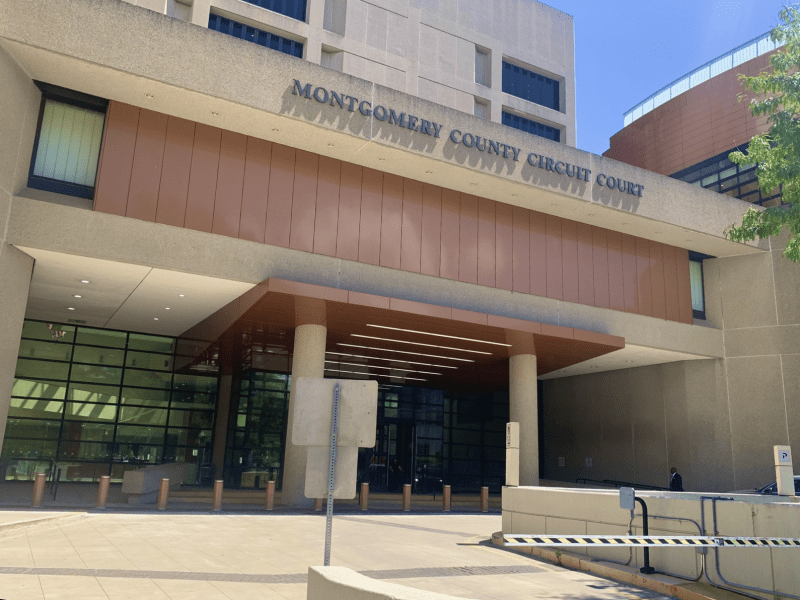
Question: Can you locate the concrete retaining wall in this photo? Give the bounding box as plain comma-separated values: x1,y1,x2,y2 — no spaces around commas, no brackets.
307,566,475,600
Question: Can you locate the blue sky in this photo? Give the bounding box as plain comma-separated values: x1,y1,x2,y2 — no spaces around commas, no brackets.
553,0,788,155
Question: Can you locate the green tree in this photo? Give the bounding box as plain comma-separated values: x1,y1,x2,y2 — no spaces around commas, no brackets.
727,5,800,262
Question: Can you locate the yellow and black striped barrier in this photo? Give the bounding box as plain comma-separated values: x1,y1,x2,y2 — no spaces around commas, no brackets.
503,535,800,548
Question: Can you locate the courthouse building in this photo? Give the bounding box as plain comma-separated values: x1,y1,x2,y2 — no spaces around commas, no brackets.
0,0,795,504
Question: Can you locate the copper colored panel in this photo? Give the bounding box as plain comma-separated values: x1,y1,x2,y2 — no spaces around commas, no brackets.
212,130,247,238
511,207,530,294
635,238,653,317
336,162,362,262
420,184,442,277
529,211,547,297
488,314,540,334
313,156,341,257
439,189,460,280
389,298,451,320
155,116,195,228
185,124,221,233
649,241,667,320
238,137,272,243
576,222,594,306
477,197,495,287
289,150,319,252
379,173,403,269
126,109,167,222
94,102,140,217
348,291,390,310
675,248,693,324
561,219,579,303
495,203,513,291
358,168,383,265
620,234,639,314
545,215,563,300
452,308,488,326
592,227,610,309
663,244,681,322
458,194,478,284
400,179,423,272
265,143,295,248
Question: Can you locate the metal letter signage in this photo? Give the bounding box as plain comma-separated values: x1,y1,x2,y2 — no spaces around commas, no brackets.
290,79,644,196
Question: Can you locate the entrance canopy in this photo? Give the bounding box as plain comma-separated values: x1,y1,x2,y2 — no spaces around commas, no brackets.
177,279,624,390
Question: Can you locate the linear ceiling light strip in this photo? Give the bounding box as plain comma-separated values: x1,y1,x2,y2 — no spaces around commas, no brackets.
324,367,427,382
351,335,492,355
325,360,441,376
325,351,458,369
366,324,512,347
337,343,474,362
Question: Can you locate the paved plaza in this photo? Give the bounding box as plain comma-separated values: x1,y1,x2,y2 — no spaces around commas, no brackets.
0,510,685,600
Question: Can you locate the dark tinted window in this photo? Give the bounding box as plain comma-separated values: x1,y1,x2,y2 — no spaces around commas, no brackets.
502,61,559,111
208,14,304,58
502,112,560,142
239,0,306,21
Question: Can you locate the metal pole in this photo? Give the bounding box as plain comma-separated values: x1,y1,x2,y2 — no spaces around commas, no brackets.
314,498,324,511
31,472,46,508
635,497,655,574
213,479,223,511
442,484,451,512
265,480,275,511
480,486,489,512
324,383,340,567
96,475,111,509
359,482,369,511
157,478,170,510
402,483,411,511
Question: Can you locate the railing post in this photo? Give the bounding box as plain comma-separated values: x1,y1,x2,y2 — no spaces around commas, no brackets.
359,482,369,511
157,478,170,510
480,486,489,512
96,475,111,509
402,483,411,511
213,479,223,511
314,497,324,511
265,480,275,511
442,484,451,512
31,472,46,508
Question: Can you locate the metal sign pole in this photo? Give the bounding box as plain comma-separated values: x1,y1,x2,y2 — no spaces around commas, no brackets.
323,383,340,567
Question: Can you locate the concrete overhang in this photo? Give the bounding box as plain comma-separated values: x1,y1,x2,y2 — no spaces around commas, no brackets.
0,0,764,259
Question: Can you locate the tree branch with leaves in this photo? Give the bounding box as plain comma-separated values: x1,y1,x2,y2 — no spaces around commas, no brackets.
728,5,800,262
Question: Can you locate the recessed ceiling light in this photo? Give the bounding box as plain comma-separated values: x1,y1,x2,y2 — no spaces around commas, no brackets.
325,351,458,369
625,360,634,363
351,334,492,355
338,343,474,362
145,93,154,98
154,317,159,321
165,307,171,310
325,360,441,376
211,111,219,116
327,143,334,147
378,158,386,161
179,294,185,297
511,193,518,197
366,324,511,347
81,280,90,284
272,128,279,132
73,295,82,298
426,170,434,174
67,307,75,311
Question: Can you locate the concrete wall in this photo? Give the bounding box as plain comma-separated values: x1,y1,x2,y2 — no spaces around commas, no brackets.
125,0,576,145
308,565,474,600
0,45,37,454
543,234,800,493
502,486,800,599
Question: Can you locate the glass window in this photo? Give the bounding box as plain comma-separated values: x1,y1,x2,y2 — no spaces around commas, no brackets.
502,111,560,142
15,358,70,381
168,409,213,429
167,428,213,447
126,351,172,371
20,321,76,343
122,387,171,407
73,345,125,366
68,383,119,404
75,328,126,348
115,425,165,445
475,48,491,87
171,391,215,409
3,438,58,459
208,14,304,58
65,402,117,422
502,61,560,111
124,369,172,389
6,419,62,440
474,99,489,119
238,0,306,21
18,340,73,362
173,373,217,394
128,334,174,354
61,441,112,461
12,378,67,400
119,406,167,427
690,260,705,315
70,364,122,386
9,398,64,420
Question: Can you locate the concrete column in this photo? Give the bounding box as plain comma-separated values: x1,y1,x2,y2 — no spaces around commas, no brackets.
282,322,327,506
509,353,539,486
0,243,33,456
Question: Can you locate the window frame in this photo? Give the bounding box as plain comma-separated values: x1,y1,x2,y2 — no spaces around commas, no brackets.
689,251,712,320
27,82,108,200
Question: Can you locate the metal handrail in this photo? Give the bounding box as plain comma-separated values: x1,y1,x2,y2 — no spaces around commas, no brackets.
574,477,668,491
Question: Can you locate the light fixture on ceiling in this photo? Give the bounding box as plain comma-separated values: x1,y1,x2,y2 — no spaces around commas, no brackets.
426,170,434,174
324,367,427,382
338,343,474,362
378,158,386,161
165,307,171,310
67,307,75,311
365,324,511,347
145,93,154,98
211,111,219,116
625,360,634,363
325,360,441,376
179,294,185,297
325,351,457,369
272,128,280,132
154,317,159,321
73,295,82,298
327,143,334,147
81,280,90,284
351,334,492,355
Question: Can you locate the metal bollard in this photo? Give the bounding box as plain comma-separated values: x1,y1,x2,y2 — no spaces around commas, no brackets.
96,475,111,509
265,480,275,511
442,484,451,512
359,482,369,511
157,478,170,510
213,480,223,511
314,497,324,511
480,486,489,512
402,483,411,511
31,472,46,508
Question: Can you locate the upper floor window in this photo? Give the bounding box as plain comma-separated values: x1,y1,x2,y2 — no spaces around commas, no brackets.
689,252,707,320
502,111,560,143
502,61,559,112
475,48,491,87
28,83,108,200
239,0,307,22
208,14,304,58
